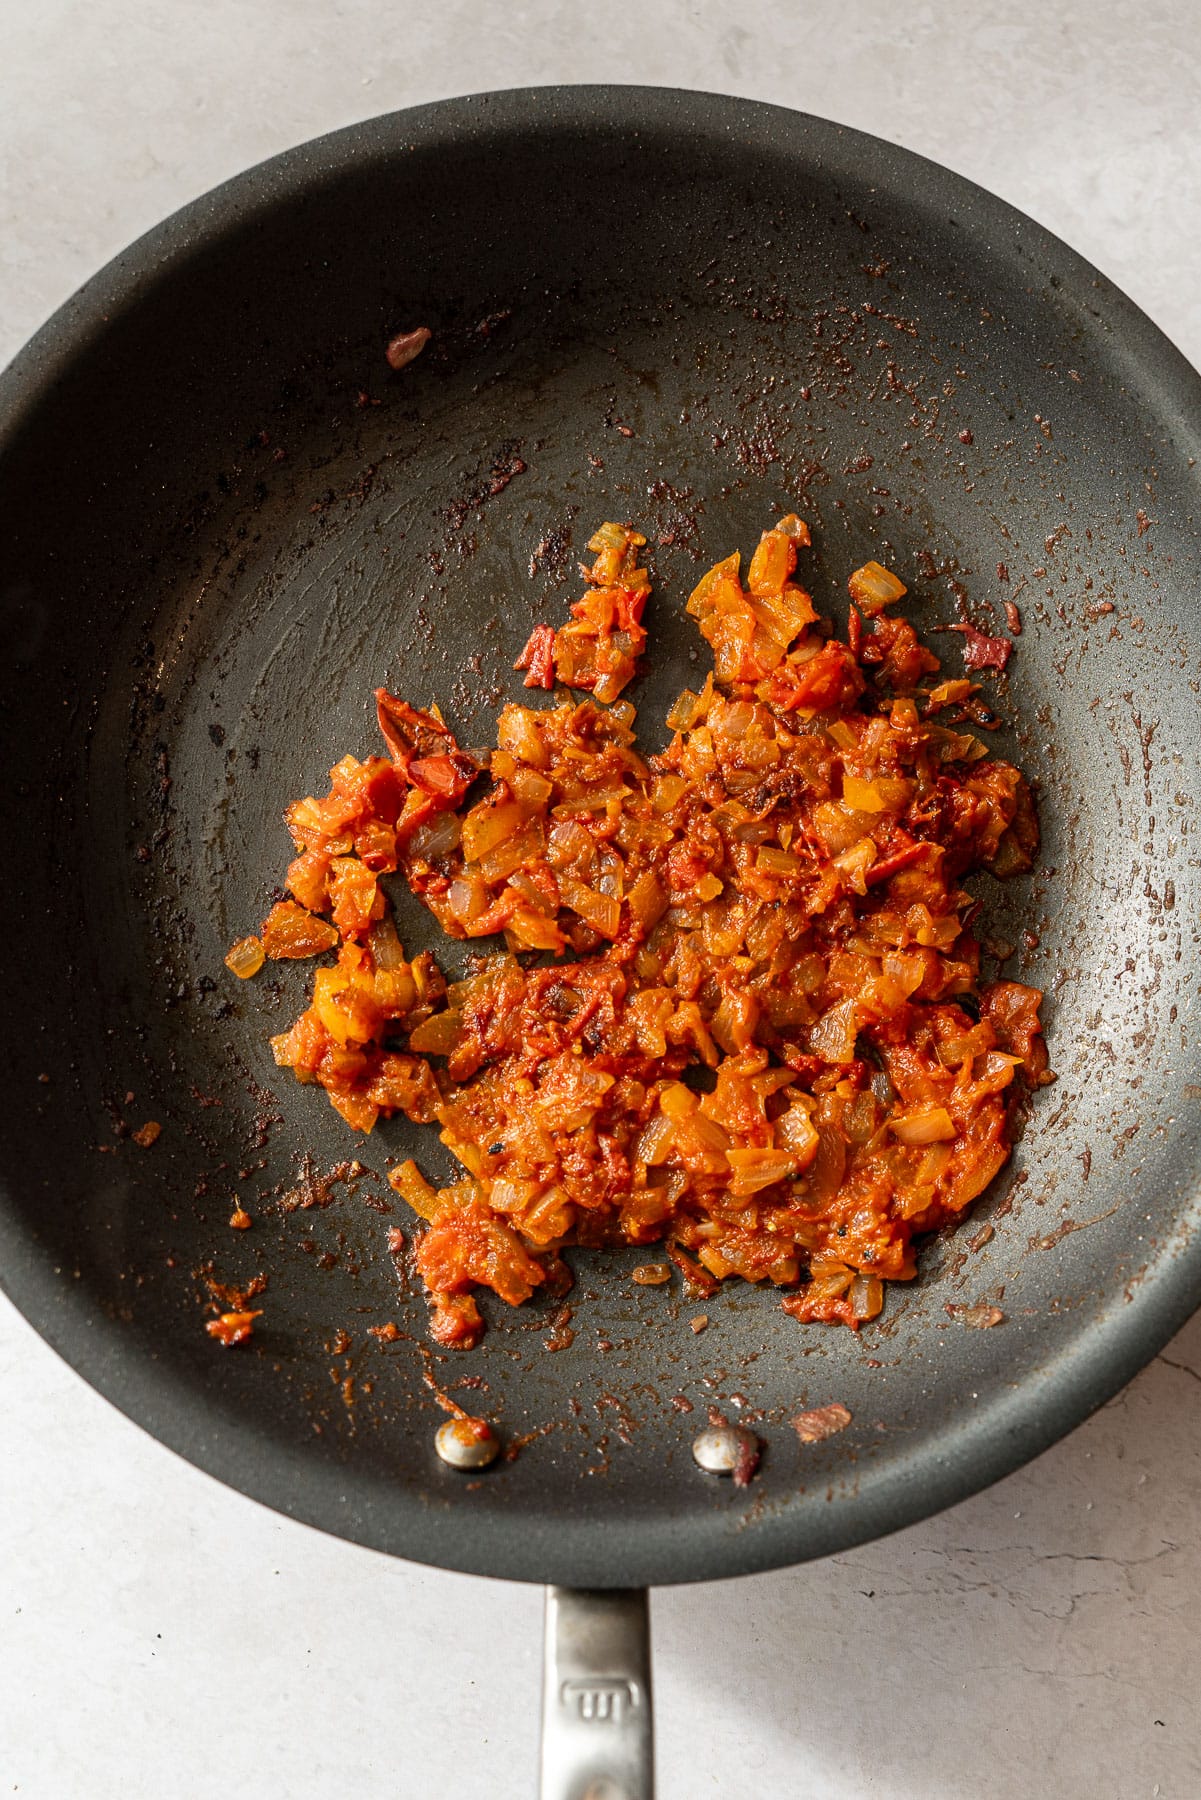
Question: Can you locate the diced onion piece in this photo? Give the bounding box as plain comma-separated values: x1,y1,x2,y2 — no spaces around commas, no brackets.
507,907,566,952
520,1185,574,1245
809,998,859,1065
806,1259,855,1300
915,1142,953,1186
812,802,875,854
225,936,265,980
461,796,525,863
710,991,759,1057
842,774,887,813
479,821,542,884
833,838,876,896
775,1100,820,1171
510,768,554,810
807,1124,847,1206
559,876,621,938
848,560,908,615
849,1274,884,1321
927,678,975,708
747,526,796,595
890,1106,957,1145
757,846,803,877
388,1159,444,1222
698,1244,733,1279
686,552,741,619
287,849,332,912
408,1009,463,1055
551,787,630,816
368,916,407,970
261,901,339,960
448,877,488,924
726,1147,796,1195
496,704,550,769
373,964,417,1014
659,1082,697,1123
627,869,669,932
634,1111,675,1167
652,773,688,812
312,967,380,1046
882,951,926,997
666,688,700,731
490,1176,542,1214
407,811,462,862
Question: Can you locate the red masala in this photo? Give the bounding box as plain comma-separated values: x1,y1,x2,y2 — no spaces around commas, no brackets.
231,518,1050,1346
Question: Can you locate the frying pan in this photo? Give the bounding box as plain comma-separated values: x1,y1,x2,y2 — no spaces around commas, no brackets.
2,85,1199,1798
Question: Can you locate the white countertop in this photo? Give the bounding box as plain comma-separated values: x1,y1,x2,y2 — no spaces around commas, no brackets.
2,5,1199,1795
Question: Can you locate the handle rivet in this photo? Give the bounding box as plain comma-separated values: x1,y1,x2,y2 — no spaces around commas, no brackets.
435,1417,500,1469
692,1424,756,1474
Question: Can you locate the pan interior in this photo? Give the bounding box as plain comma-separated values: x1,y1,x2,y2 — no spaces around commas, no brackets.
1,89,1199,1586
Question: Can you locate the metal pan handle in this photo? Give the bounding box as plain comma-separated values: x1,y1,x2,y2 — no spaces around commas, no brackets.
540,1587,654,1800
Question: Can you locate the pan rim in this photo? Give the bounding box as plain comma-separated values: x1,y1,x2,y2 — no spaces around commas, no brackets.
1,83,1199,1588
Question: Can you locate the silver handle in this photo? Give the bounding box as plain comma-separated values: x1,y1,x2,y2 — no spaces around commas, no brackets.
539,1587,654,1800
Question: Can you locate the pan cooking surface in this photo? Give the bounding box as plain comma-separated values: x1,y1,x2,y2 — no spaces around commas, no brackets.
1,88,1199,1585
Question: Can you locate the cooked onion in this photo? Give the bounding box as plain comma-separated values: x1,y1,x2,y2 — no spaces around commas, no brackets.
235,512,1047,1348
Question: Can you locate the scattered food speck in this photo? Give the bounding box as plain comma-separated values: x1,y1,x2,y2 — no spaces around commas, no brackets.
206,1309,261,1347
792,1402,853,1444
632,1262,672,1286
385,326,431,371
950,623,1013,671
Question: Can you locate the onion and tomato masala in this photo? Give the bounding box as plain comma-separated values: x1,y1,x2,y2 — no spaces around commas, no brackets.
227,518,1049,1348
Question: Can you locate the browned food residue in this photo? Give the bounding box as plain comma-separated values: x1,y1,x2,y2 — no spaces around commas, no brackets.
950,622,1013,671
792,1401,853,1443
945,1301,1005,1328
385,326,431,371
278,1153,368,1213
733,1431,762,1487
543,1304,576,1352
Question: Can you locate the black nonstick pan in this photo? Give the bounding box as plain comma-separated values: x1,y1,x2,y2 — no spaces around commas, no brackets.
2,87,1199,1797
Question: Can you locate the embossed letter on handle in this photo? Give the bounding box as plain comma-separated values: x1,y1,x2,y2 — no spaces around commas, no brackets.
540,1588,654,1800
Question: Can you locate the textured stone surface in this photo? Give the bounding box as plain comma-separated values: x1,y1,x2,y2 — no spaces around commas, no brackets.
2,4,1199,1795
